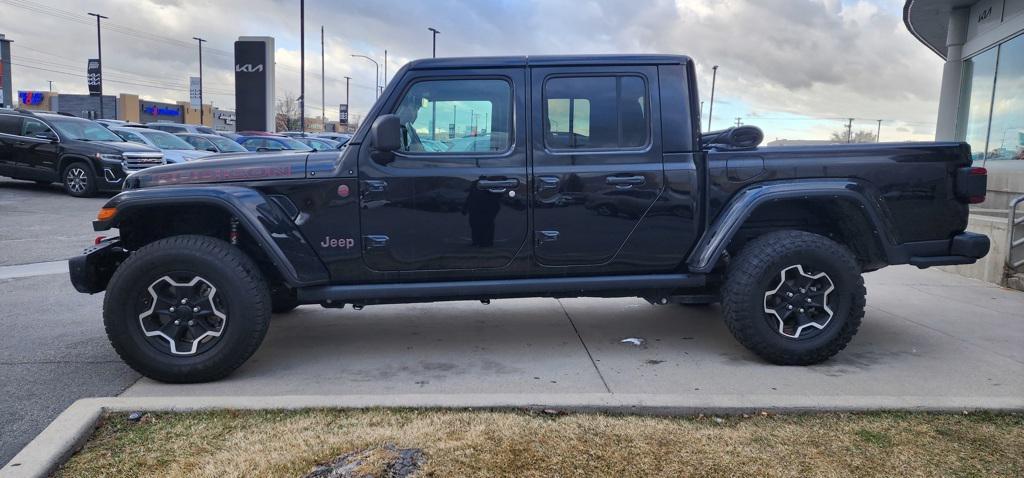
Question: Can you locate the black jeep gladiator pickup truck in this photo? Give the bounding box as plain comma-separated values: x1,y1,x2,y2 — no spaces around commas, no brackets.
69,55,990,383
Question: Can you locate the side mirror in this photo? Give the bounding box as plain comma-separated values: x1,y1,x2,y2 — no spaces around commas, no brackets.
371,114,401,152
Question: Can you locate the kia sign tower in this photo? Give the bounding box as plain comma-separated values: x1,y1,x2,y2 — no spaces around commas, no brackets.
234,36,275,132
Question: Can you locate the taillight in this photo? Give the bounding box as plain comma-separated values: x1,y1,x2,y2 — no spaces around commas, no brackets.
956,166,987,204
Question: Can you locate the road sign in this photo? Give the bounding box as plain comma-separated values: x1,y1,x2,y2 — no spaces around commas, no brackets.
87,59,102,96
189,77,201,108
339,103,349,124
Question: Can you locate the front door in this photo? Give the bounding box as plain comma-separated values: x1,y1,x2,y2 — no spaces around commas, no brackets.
358,70,529,272
530,66,665,267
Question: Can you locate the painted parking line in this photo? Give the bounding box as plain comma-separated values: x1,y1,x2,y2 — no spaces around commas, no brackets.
0,261,68,280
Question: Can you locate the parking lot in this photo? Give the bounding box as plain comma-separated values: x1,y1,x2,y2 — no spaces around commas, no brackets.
2,177,1023,465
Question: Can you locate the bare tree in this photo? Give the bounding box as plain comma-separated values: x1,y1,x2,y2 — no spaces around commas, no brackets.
276,92,300,132
830,130,877,144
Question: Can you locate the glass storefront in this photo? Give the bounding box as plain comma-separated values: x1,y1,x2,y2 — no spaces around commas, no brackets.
958,33,1024,161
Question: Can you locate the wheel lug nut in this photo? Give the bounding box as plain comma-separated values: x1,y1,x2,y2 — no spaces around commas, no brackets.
799,308,805,313
188,320,195,326
805,298,812,303
787,305,794,310
174,320,180,325
169,307,175,313
193,307,200,313
786,292,793,297
799,288,806,293
181,298,188,304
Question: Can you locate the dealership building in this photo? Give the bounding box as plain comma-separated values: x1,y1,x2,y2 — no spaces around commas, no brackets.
904,0,1023,287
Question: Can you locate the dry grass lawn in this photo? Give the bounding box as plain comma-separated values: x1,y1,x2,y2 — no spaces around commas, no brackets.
56,409,1023,477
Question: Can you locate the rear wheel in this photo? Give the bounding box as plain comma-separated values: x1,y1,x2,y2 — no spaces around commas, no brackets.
62,162,96,197
103,235,271,382
721,230,865,365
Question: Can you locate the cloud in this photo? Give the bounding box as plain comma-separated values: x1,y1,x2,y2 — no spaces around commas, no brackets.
2,0,941,139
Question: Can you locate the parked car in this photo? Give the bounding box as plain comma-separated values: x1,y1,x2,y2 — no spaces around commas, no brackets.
315,132,352,145
236,135,314,152
146,122,218,135
71,54,990,383
278,131,308,138
95,119,147,129
177,133,249,154
0,109,163,197
215,131,242,141
295,136,343,151
111,127,214,163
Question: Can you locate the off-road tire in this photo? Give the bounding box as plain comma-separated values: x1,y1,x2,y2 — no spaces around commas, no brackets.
103,235,271,382
62,161,97,198
721,230,865,365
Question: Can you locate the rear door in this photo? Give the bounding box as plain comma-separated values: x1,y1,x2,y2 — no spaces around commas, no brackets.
530,66,665,267
358,69,529,272
0,114,23,176
15,117,60,180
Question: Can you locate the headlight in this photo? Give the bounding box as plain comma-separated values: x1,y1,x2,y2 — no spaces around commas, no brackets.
96,153,123,162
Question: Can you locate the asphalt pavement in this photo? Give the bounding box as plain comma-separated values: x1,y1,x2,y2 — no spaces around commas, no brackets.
2,177,1023,466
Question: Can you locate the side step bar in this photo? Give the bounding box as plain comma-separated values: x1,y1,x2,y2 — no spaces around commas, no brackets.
297,273,705,305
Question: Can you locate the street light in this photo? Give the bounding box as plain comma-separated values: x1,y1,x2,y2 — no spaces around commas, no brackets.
351,54,379,99
428,27,440,58
707,65,718,132
192,36,207,124
87,12,107,119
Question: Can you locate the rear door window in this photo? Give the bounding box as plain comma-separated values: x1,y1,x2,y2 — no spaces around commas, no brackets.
544,75,649,150
0,115,22,135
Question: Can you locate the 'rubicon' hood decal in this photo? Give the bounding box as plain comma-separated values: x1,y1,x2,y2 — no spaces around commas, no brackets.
129,152,308,188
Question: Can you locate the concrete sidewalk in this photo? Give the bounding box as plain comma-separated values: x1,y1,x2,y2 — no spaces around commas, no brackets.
124,266,1024,402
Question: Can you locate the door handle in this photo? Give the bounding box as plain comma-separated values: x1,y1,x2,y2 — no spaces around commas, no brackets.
536,176,560,191
362,180,388,193
606,175,645,189
477,178,519,193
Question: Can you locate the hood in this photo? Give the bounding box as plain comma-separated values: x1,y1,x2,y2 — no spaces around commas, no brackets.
125,151,308,189
92,141,162,154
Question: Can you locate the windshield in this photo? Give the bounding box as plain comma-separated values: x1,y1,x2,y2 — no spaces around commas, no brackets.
209,136,246,152
138,130,196,150
47,117,123,142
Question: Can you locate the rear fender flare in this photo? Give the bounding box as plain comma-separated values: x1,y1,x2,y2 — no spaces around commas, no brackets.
687,179,898,273
96,186,329,287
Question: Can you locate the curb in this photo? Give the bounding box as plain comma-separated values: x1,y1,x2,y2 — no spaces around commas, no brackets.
3,393,1023,478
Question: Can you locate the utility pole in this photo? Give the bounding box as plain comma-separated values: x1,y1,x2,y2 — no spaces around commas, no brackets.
876,119,882,143
428,27,440,57
48,80,53,92
87,13,107,119
735,117,743,128
192,37,206,124
299,0,305,133
846,118,855,143
383,49,388,91
319,25,323,127
707,65,718,132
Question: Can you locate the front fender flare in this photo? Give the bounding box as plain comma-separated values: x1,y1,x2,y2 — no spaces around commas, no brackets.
95,185,330,287
686,179,898,273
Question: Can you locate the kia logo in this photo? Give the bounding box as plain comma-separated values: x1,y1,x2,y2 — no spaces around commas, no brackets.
235,64,264,73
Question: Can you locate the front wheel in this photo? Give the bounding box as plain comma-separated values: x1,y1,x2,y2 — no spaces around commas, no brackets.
721,230,865,365
103,235,271,383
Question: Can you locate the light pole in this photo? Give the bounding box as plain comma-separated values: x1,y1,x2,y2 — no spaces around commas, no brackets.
299,0,305,133
352,54,379,99
343,75,351,132
876,119,882,143
706,65,718,132
428,27,440,58
87,12,107,119
321,26,325,129
383,49,388,89
48,80,53,92
192,36,206,125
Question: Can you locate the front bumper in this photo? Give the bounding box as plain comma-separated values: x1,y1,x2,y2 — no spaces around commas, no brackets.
906,232,990,268
69,238,128,294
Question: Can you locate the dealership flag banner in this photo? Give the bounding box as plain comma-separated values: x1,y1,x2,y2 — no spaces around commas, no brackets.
87,59,102,96
189,77,201,108
339,104,349,125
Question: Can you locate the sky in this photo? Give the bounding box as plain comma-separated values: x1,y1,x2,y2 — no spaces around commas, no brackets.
1,0,944,141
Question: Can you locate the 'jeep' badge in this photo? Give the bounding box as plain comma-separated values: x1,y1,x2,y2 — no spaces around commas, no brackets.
321,236,355,249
